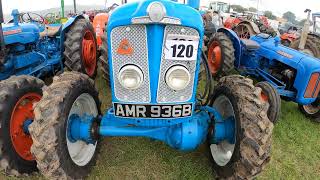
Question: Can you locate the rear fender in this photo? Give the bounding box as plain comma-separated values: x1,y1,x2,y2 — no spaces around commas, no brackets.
217,28,242,67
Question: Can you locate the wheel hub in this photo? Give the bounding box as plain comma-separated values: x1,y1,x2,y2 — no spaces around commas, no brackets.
207,41,222,75
10,93,41,161
82,31,97,77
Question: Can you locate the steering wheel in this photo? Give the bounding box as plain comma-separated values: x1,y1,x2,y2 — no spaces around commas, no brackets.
44,13,59,24
21,12,45,24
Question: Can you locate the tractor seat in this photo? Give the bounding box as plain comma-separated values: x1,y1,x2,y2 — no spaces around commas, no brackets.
241,39,260,50
39,25,61,38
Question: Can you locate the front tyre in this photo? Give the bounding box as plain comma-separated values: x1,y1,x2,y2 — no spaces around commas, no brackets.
0,76,44,175
209,75,273,179
29,72,101,179
256,81,281,124
298,103,320,123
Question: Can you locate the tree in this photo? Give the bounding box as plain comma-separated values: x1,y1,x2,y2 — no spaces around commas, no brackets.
230,5,247,13
264,11,277,20
283,11,296,23
248,7,258,12
299,19,307,26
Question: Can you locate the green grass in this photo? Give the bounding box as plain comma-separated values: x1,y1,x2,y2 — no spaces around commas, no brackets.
1,72,320,180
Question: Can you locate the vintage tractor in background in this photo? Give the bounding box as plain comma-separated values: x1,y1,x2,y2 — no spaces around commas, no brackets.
23,0,273,179
280,25,301,47
290,9,320,58
207,28,320,123
0,0,98,175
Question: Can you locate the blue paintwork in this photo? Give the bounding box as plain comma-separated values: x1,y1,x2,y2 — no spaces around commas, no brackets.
221,27,320,105
66,0,235,152
0,9,84,81
23,119,33,135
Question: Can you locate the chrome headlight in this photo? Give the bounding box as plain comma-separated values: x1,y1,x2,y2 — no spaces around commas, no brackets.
147,2,166,22
118,65,144,90
165,66,191,91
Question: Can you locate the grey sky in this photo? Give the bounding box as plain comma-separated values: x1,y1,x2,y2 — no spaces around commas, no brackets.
2,0,320,19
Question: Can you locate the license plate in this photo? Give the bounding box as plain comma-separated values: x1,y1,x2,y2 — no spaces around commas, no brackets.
164,35,199,61
114,103,192,118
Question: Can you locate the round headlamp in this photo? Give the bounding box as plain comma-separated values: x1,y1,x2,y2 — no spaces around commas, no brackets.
118,65,144,90
147,2,166,22
165,66,191,91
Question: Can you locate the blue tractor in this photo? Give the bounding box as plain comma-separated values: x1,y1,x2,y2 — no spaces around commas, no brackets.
25,0,273,179
206,27,320,123
0,0,98,175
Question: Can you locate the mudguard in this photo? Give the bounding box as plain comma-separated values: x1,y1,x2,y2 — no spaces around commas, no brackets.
237,20,261,34
217,28,242,68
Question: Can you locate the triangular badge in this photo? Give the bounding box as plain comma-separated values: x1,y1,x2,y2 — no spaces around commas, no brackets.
117,39,134,55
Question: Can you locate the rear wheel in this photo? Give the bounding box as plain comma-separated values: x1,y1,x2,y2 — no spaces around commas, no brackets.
0,76,44,175
209,75,273,179
256,81,281,124
64,19,98,78
99,34,110,84
290,35,320,58
29,72,101,179
233,23,256,39
298,103,320,123
207,32,235,77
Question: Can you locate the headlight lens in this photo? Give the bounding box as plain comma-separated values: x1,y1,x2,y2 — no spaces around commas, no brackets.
118,65,144,90
165,66,191,91
147,2,166,22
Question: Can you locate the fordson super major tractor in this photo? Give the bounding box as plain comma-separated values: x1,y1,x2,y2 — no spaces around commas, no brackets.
207,28,320,123
12,0,274,179
0,0,98,176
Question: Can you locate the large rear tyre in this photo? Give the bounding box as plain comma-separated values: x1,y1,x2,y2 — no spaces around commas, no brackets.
29,72,101,179
0,76,44,175
233,23,256,39
290,35,320,58
256,81,281,124
207,32,235,77
298,104,320,123
209,75,273,179
99,34,110,84
64,19,98,78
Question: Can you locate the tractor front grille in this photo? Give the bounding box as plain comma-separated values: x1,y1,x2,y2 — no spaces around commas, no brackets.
157,25,199,103
111,25,150,103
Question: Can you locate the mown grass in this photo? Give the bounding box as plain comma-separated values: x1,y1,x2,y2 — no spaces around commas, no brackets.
1,71,320,180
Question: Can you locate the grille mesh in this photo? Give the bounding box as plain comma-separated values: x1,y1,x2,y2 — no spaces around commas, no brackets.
111,25,150,102
157,25,199,103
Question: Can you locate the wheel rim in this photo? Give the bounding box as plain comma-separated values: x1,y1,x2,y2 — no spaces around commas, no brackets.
82,30,97,77
207,41,222,75
210,95,236,166
67,93,98,166
10,93,41,161
260,91,269,102
235,24,251,39
302,104,320,115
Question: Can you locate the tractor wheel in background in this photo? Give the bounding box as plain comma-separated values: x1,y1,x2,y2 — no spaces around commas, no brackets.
209,75,273,179
256,81,281,124
233,23,256,39
99,34,110,84
29,72,101,179
290,35,320,58
0,76,44,175
207,32,235,77
64,19,98,78
298,103,320,123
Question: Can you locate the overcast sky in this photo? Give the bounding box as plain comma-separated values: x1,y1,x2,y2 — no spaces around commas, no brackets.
2,0,320,20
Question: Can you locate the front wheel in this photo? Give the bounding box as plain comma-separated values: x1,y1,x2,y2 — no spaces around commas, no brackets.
29,72,101,179
0,76,44,175
209,75,273,179
298,103,320,123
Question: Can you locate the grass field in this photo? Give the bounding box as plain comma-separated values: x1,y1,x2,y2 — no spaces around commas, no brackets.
1,72,320,180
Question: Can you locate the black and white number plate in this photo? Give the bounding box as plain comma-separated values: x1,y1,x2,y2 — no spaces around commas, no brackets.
114,103,192,118
164,34,199,61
